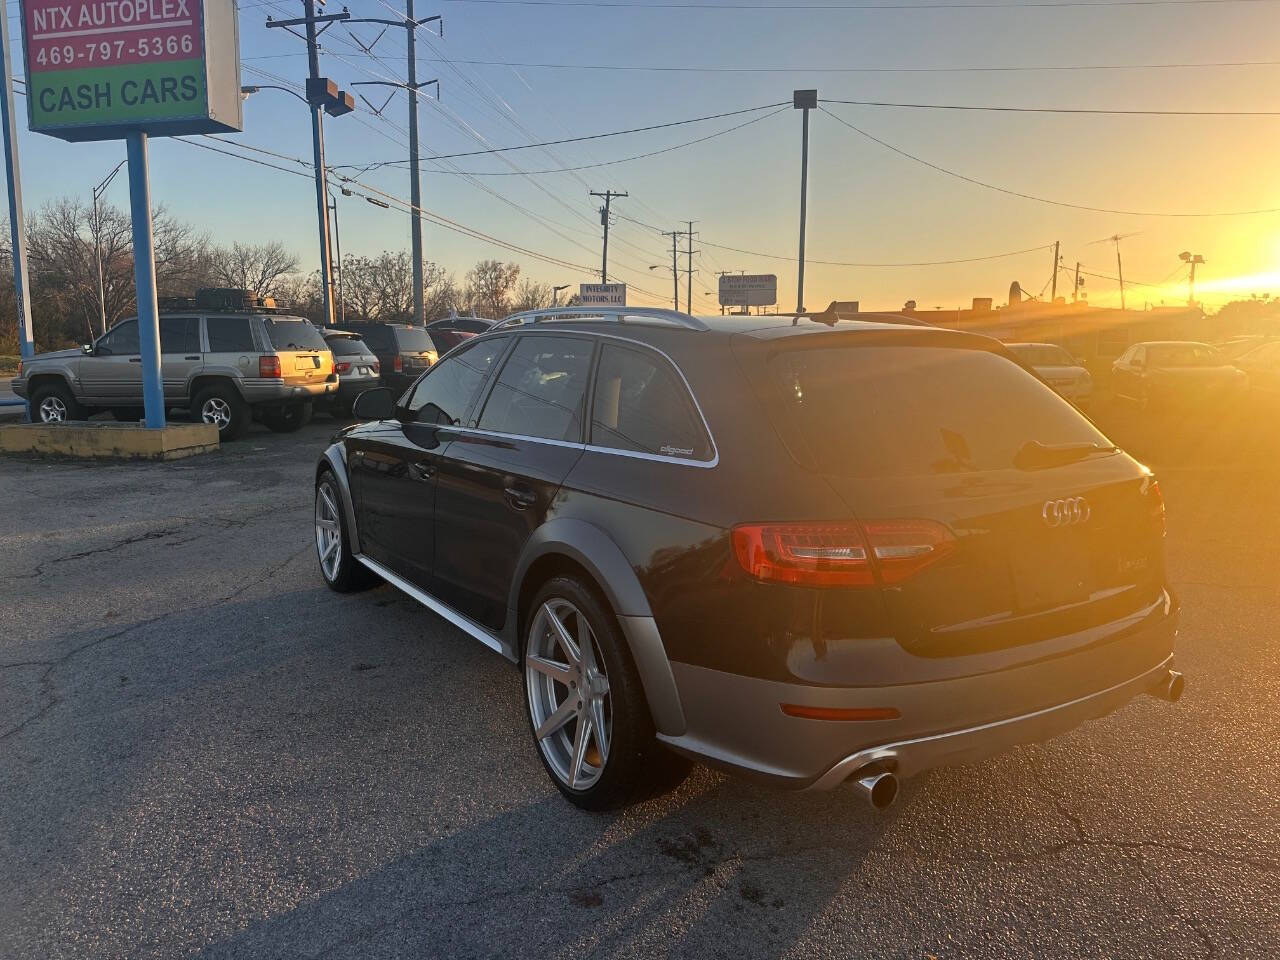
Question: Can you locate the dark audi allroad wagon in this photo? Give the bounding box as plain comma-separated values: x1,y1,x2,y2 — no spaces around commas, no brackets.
314,307,1183,810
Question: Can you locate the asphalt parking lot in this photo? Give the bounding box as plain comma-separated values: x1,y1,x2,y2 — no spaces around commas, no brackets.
1,399,1277,959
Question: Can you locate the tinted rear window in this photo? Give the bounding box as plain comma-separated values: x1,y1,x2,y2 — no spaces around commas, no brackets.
262,318,328,352
326,336,368,356
1009,344,1074,366
206,316,254,353
770,345,1109,477
394,328,437,353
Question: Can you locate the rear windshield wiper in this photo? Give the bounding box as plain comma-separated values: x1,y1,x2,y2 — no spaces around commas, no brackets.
1014,440,1118,470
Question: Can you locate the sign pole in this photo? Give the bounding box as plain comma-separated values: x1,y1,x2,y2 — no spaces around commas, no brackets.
125,132,165,430
0,0,35,375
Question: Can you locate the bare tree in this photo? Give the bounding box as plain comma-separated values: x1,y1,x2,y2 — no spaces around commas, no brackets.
511,277,552,313
339,251,448,324
424,271,462,322
465,260,521,320
209,241,298,299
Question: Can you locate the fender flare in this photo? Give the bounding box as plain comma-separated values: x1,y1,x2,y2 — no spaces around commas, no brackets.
507,518,686,736
318,443,361,551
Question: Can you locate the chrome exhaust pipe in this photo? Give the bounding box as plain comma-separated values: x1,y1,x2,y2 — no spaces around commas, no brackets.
852,770,899,811
1148,669,1185,703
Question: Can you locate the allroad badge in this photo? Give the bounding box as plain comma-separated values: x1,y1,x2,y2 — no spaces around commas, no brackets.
1043,497,1090,527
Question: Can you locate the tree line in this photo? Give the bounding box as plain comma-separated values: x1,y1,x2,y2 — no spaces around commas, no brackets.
0,195,556,354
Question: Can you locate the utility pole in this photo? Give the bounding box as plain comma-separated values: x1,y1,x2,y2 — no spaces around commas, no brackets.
794,89,817,313
1179,251,1205,307
1074,262,1083,302
266,1,356,327
683,220,699,315
91,160,126,339
1050,240,1060,301
1115,241,1125,311
0,0,34,373
346,10,442,326
661,231,680,310
590,190,627,283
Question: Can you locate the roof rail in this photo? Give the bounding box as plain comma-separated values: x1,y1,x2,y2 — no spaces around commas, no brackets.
492,305,710,332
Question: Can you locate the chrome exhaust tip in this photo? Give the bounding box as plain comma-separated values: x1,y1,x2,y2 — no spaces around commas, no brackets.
1148,669,1185,703
852,770,899,811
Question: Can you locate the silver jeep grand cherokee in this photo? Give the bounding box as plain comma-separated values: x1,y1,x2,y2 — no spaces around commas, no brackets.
13,300,337,440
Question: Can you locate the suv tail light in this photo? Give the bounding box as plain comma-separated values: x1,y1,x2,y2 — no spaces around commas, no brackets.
393,354,403,373
259,355,282,378
335,360,351,374
732,519,956,588
1146,477,1166,536
371,361,380,373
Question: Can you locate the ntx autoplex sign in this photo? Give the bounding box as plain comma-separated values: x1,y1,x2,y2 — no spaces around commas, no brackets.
20,0,241,141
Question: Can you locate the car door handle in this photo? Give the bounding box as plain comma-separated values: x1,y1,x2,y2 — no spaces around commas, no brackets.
409,462,436,482
504,486,537,510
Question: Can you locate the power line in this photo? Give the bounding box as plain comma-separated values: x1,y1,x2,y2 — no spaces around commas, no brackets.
819,106,1280,217
240,53,1280,74
338,107,788,174
440,0,1280,8
819,97,1280,117
330,102,788,166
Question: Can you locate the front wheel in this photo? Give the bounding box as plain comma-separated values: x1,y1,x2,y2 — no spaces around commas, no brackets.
315,468,378,592
30,382,86,424
523,576,688,810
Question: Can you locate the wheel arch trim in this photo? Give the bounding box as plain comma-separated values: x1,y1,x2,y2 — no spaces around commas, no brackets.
508,518,686,736
318,444,361,552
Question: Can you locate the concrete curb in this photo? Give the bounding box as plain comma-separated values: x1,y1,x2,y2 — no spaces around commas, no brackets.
0,421,219,461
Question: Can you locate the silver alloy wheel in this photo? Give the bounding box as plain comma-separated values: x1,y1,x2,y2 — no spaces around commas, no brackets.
201,396,232,431
315,481,343,582
525,599,612,790
38,395,67,423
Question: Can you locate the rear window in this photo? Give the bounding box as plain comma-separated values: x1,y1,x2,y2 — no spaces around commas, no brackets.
206,316,255,353
770,345,1110,477
326,336,368,356
262,318,329,352
393,328,438,353
1009,344,1074,366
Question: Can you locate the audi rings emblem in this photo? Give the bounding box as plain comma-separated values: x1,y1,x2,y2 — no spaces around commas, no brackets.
1043,497,1090,527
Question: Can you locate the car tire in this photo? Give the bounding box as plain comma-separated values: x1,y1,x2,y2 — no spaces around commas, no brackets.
193,383,250,440
30,381,86,424
263,401,313,433
315,468,378,592
523,575,689,810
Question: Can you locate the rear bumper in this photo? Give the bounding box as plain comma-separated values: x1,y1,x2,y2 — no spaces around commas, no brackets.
240,377,337,403
658,597,1177,788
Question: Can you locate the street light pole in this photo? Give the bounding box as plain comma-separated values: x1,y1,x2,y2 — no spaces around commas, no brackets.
793,89,817,314
552,284,570,306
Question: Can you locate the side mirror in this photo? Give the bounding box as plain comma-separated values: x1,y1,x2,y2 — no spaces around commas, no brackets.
352,387,396,421
81,343,93,355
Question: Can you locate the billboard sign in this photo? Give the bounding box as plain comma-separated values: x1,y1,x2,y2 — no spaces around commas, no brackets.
579,282,626,306
719,274,777,307
21,0,242,141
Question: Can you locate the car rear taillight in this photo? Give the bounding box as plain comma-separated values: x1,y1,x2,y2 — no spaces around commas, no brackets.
259,355,282,378
1146,478,1166,536
426,350,438,366
371,361,380,373
393,354,403,373
335,361,351,374
732,519,956,588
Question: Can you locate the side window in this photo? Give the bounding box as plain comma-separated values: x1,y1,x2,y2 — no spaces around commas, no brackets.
476,336,593,442
206,316,255,353
1133,346,1146,365
97,319,139,355
159,317,200,355
405,336,508,425
590,344,713,462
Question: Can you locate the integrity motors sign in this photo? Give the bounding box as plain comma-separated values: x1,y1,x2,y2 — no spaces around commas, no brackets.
21,0,242,141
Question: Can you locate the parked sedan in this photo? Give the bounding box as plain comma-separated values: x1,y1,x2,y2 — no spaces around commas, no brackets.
1112,341,1247,407
1233,340,1280,398
313,306,1182,811
322,330,380,418
1006,342,1092,408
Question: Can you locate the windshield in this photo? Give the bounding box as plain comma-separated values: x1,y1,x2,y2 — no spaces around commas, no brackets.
1009,344,1075,366
769,345,1111,477
394,328,439,353
262,318,329,352
1147,343,1221,367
